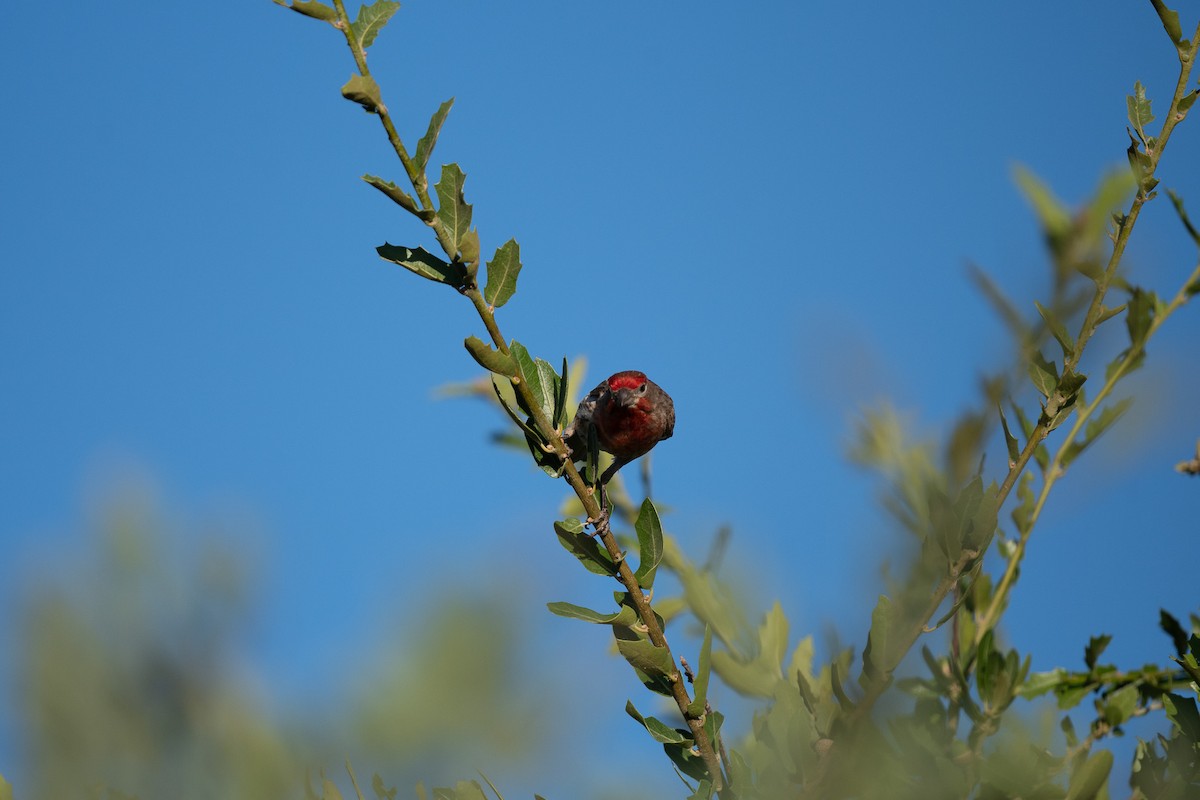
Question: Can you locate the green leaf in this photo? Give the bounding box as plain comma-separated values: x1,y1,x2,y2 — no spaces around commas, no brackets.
1174,619,1200,658
626,700,689,744
1018,668,1067,699
553,518,617,576
362,174,424,217
1028,350,1058,398
633,498,664,588
1126,288,1159,348
1149,0,1182,44
1035,301,1075,359
1065,749,1112,800
998,404,1020,465
275,0,339,22
0,773,11,800
350,0,401,52
617,635,676,685
459,229,481,278
1103,683,1140,726
1167,188,1200,246
340,73,383,113
760,601,789,673
546,601,636,625
508,342,549,418
687,626,714,718
1127,81,1156,144
484,239,522,309
1014,165,1072,237
552,357,570,429
376,243,467,287
415,98,455,176
435,163,473,250
489,375,545,449
861,595,896,683
1163,692,1200,742
463,336,517,376
1085,633,1112,671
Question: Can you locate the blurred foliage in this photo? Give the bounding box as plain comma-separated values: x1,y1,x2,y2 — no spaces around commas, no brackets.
4,489,544,800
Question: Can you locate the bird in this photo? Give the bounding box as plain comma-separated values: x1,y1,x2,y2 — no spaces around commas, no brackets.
562,370,675,524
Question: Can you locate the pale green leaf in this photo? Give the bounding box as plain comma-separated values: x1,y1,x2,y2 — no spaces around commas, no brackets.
351,0,401,51
484,239,522,309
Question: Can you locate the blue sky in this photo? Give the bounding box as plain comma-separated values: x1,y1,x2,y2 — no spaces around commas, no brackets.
2,1,1198,796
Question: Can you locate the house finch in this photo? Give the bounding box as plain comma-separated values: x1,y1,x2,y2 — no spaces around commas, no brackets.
563,370,675,507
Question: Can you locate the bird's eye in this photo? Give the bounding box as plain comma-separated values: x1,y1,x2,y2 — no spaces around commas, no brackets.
637,383,647,393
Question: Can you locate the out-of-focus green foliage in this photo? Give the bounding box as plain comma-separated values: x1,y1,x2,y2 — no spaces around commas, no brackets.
6,489,544,800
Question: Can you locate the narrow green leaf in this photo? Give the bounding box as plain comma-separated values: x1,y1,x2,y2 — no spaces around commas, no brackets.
547,601,636,625
362,174,422,217
376,243,467,287
760,602,789,673
489,376,544,447
0,774,11,800
998,404,1020,464
1166,189,1200,245
464,336,517,376
1065,746,1112,800
1127,81,1156,143
415,98,455,175
1149,0,1182,44
435,163,473,249
1125,288,1157,347
1028,350,1058,398
633,498,664,588
1096,303,1126,326
350,0,401,51
687,626,714,718
1160,609,1190,656
554,518,617,576
1014,165,1072,237
1035,301,1075,359
484,239,522,309
626,700,689,744
830,660,855,710
552,357,570,429
341,74,383,113
1084,634,1112,671
275,0,339,22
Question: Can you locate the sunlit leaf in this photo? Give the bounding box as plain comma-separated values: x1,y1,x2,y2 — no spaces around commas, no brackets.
341,73,383,113
350,0,401,51
415,98,455,176
484,239,522,309
435,163,473,250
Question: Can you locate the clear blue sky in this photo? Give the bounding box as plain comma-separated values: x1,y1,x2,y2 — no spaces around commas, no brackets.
1,1,1198,796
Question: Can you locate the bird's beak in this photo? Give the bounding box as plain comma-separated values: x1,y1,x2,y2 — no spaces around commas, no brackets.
614,388,640,409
